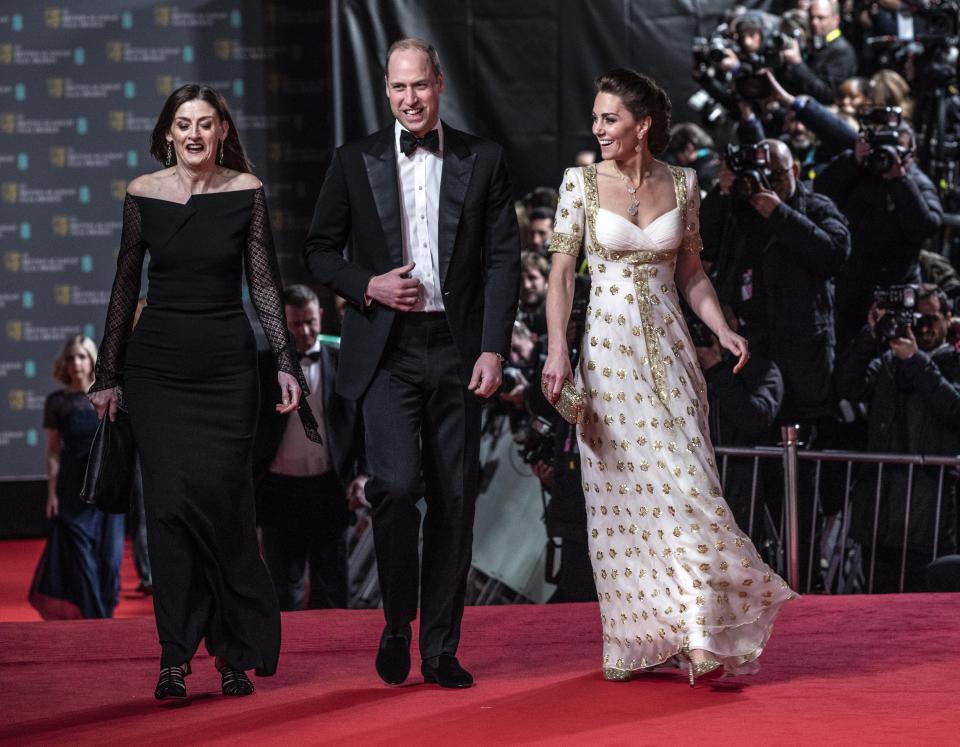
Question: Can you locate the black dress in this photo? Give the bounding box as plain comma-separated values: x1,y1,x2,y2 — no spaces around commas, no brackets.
91,187,318,674
29,390,125,619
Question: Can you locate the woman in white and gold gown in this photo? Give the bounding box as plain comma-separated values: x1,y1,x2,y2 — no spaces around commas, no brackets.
543,69,796,686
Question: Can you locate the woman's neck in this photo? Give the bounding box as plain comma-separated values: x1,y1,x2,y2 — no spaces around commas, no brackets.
66,377,90,393
173,163,218,194
613,147,655,185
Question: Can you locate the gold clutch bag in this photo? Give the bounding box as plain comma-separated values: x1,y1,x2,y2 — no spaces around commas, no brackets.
541,378,586,425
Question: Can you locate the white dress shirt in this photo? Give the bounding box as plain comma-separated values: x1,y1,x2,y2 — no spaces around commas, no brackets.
269,339,330,477
394,119,445,312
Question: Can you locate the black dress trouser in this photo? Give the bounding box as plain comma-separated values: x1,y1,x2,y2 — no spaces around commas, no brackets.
361,313,481,660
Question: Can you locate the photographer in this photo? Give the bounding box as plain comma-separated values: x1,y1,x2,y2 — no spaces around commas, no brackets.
701,138,850,426
782,0,858,104
691,309,784,531
667,122,722,193
815,114,943,347
835,284,960,591
518,251,549,335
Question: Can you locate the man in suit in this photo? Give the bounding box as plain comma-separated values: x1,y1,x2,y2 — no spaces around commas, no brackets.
302,37,520,688
254,284,366,611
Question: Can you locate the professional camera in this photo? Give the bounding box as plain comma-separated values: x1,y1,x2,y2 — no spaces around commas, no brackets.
732,32,794,100
859,106,913,175
692,33,736,67
500,366,525,394
874,284,922,341
898,0,960,44
725,142,773,199
518,416,554,467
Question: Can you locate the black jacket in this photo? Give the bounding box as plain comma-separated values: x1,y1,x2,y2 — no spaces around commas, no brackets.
302,122,521,400
701,181,850,420
785,33,858,104
253,344,363,489
836,330,960,555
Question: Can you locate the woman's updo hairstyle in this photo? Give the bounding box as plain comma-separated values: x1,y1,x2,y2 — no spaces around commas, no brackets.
594,68,672,154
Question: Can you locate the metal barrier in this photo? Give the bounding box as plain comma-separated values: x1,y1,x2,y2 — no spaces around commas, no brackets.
716,426,960,595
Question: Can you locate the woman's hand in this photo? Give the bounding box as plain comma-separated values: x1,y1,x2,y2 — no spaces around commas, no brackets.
45,494,59,518
87,387,118,421
717,328,750,374
276,371,302,414
541,351,574,403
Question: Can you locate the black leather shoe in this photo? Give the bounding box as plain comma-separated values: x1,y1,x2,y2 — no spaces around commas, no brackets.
421,655,474,688
375,625,411,685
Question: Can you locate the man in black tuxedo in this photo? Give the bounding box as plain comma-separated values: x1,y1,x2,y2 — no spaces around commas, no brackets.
303,37,520,688
254,284,366,611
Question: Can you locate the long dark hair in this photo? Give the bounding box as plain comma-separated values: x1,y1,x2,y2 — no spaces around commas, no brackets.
149,83,252,172
594,69,672,154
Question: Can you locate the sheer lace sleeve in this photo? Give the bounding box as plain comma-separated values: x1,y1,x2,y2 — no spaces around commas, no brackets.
680,167,704,255
550,167,585,257
245,187,322,444
90,195,145,392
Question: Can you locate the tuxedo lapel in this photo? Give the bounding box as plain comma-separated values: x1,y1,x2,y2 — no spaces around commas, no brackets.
362,126,404,266
438,123,476,287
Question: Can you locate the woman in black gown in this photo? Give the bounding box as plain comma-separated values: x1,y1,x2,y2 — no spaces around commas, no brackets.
88,84,320,700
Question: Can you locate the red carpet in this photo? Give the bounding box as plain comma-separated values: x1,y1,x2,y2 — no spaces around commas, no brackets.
0,594,957,745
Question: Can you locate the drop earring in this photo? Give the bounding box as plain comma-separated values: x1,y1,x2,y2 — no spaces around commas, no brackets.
165,140,173,166
217,139,224,166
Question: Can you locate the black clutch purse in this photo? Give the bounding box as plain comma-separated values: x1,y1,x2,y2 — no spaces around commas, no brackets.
80,395,135,514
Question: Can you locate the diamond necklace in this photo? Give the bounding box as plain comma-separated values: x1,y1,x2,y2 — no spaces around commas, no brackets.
613,162,652,217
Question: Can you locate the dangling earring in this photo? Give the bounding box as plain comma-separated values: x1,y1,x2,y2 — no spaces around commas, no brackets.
165,140,173,166
217,139,224,166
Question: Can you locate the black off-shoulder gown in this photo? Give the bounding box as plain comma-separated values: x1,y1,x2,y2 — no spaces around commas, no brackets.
91,187,318,674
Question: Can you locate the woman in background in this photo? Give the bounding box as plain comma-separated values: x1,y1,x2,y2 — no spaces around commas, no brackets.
29,335,124,620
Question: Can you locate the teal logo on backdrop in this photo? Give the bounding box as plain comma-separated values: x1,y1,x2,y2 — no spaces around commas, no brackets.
17,153,28,171
81,255,93,272
124,81,136,99
21,291,33,309
183,46,194,63
76,116,88,135
83,324,95,339
12,14,23,32
19,222,30,240
232,79,244,97
230,10,242,27
121,11,133,29
74,48,85,65
26,429,38,447
14,84,25,101
78,186,90,204
24,359,36,378
126,151,138,167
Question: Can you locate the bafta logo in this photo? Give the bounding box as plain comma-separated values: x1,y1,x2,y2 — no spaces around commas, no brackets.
47,77,64,98
2,183,17,204
6,320,23,341
154,6,171,26
156,75,173,96
111,180,128,200
8,390,26,411
54,285,72,305
44,8,62,28
0,45,12,65
106,41,123,63
0,114,14,134
4,252,21,273
51,216,69,237
49,147,66,167
108,111,125,131
214,40,233,60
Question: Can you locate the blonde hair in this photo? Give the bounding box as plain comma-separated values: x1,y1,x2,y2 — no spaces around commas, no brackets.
53,335,97,386
870,69,914,123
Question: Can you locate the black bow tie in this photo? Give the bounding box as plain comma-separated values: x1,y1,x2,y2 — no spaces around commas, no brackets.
400,129,440,157
301,350,321,363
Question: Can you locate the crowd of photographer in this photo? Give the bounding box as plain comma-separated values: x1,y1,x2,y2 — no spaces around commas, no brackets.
501,1,960,596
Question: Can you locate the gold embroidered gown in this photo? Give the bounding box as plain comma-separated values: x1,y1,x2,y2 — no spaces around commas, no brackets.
550,164,796,678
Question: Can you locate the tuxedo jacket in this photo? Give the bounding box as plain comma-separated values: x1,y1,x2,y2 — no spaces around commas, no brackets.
253,344,362,489
302,122,521,400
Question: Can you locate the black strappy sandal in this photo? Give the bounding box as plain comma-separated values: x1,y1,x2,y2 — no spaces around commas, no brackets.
154,662,191,700
217,660,255,696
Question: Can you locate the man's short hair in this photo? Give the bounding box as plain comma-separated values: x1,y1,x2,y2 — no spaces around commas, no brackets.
385,37,442,78
919,283,950,315
529,206,555,225
283,284,319,308
668,122,714,155
523,186,559,212
521,250,549,277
